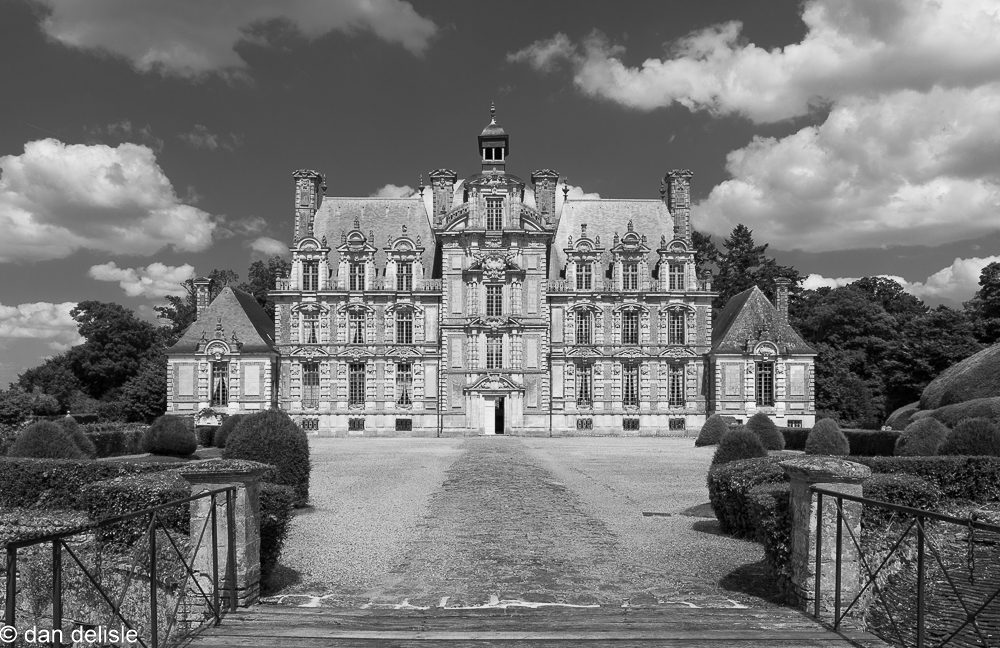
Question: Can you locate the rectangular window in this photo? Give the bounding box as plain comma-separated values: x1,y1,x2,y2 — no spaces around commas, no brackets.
787,419,803,429
669,418,686,431
396,261,413,291
668,310,685,345
176,364,195,396
622,310,639,345
302,260,319,291
349,262,365,291
756,361,775,406
622,262,638,291
486,197,503,230
302,362,319,409
668,263,685,291
486,335,502,369
486,284,503,317
576,262,592,290
210,361,229,407
668,364,685,407
576,363,593,407
302,311,319,344
301,418,319,432
395,418,413,431
348,417,365,431
576,418,593,430
396,362,413,405
396,310,413,344
623,418,640,431
349,362,366,406
576,311,592,345
623,363,639,407
349,310,365,344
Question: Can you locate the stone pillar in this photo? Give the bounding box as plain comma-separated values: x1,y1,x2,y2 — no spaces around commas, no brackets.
781,457,871,616
181,461,269,608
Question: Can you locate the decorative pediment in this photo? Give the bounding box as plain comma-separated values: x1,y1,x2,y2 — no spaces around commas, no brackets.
386,346,423,358
340,346,376,359
465,373,523,393
466,252,524,281
291,347,329,358
613,302,647,314
338,218,377,256
614,347,645,358
611,220,650,258
203,340,232,359
750,341,780,359
466,316,523,331
567,346,603,357
564,223,605,260
291,302,328,314
295,236,327,253
660,347,698,358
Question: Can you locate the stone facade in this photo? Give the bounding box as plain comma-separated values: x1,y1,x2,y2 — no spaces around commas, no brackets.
167,107,817,435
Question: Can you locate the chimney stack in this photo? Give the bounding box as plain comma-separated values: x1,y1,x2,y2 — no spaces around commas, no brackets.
429,169,458,225
194,277,212,320
531,169,560,220
292,169,326,241
774,277,791,327
665,169,694,242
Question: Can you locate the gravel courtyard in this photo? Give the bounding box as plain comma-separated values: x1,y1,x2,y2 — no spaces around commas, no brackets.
271,436,773,609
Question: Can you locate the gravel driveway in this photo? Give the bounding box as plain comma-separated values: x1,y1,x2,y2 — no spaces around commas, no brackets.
271,436,773,609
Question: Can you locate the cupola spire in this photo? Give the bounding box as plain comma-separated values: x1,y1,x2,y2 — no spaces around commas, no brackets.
478,102,508,173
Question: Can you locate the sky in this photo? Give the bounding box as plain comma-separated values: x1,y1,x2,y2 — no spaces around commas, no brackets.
1,0,999,388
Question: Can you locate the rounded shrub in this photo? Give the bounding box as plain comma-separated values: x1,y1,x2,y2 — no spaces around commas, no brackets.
695,414,729,447
213,414,244,449
60,416,97,459
224,409,310,506
939,417,1000,456
142,415,197,457
711,426,768,466
805,418,850,456
746,412,785,451
7,421,86,459
894,417,949,456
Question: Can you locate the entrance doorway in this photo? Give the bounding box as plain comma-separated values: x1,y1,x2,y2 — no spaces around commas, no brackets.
495,396,505,434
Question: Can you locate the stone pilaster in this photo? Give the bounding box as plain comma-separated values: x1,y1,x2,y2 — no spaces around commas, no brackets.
781,457,871,615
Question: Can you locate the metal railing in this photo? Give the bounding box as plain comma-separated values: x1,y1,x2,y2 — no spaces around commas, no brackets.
812,486,1000,648
3,486,238,648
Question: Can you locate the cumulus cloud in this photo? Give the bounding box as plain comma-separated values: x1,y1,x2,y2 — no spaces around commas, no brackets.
249,236,288,257
511,1,1000,253
88,261,195,298
804,255,1000,301
85,120,164,151
178,124,243,152
35,0,438,78
0,138,217,262
370,183,416,198
0,301,83,351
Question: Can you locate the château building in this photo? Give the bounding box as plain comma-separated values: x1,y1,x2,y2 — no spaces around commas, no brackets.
166,107,816,435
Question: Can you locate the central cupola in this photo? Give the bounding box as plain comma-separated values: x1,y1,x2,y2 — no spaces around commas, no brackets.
478,103,509,173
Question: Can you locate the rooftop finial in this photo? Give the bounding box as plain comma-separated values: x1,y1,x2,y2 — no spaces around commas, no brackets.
490,102,496,124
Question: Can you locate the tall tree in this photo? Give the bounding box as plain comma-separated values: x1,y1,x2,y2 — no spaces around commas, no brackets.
965,261,1000,343
691,230,720,276
713,224,800,309
155,268,240,340
239,256,291,318
16,352,83,410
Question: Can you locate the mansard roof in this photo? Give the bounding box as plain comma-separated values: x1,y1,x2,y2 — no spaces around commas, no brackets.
167,287,276,355
312,195,434,270
550,198,674,279
711,286,815,355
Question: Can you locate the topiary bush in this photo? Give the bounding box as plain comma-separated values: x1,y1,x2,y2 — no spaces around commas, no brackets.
746,412,785,451
7,421,86,459
0,458,172,509
746,481,792,593
213,414,245,449
805,418,850,456
80,470,190,545
196,426,215,448
707,455,787,536
60,416,97,459
81,423,147,457
843,429,901,456
895,418,949,456
939,417,1000,456
224,409,310,506
142,415,197,457
925,396,1000,428
695,414,729,447
862,473,942,531
885,401,921,431
852,455,1000,502
712,426,768,466
259,483,296,589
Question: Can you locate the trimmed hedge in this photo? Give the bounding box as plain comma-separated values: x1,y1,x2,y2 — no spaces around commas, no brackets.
895,418,949,456
0,458,174,510
805,418,849,456
80,470,190,545
885,401,921,431
7,421,87,459
746,412,785,451
196,426,216,448
143,415,197,457
260,483,296,586
712,427,768,466
0,508,91,548
779,427,901,456
863,472,941,510
925,396,1000,428
853,455,1000,502
224,410,310,506
707,456,788,537
213,414,245,449
695,414,729,447
61,417,97,459
82,422,147,457
746,481,792,592
939,417,1000,456
780,427,809,451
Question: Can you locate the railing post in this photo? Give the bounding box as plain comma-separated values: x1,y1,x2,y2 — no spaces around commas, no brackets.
181,461,269,609
781,457,871,619
149,515,158,648
5,547,15,630
916,517,925,648
51,541,62,648
210,493,220,625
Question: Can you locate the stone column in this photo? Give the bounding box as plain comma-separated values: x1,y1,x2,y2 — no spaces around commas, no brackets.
181,461,269,608
781,457,871,616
